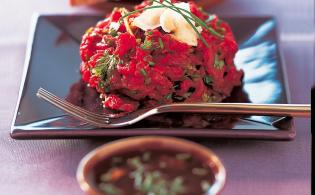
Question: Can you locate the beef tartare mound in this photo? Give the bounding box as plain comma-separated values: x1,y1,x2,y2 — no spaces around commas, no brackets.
79,0,243,113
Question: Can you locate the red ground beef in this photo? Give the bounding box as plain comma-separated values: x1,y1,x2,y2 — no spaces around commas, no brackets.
79,0,243,112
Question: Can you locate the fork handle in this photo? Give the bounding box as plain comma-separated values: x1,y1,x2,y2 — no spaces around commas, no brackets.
156,103,311,117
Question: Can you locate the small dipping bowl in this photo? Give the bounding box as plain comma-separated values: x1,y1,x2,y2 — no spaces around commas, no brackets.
76,136,226,195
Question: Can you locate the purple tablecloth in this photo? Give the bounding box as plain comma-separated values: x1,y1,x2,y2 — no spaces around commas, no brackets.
0,0,313,194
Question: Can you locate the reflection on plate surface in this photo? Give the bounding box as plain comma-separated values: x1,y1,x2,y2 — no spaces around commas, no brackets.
234,19,284,123
11,15,294,140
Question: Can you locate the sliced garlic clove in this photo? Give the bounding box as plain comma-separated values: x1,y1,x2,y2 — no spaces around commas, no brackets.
160,11,176,32
174,27,199,46
133,2,165,31
161,2,202,46
109,22,120,31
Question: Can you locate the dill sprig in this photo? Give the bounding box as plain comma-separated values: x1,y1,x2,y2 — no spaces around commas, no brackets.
118,0,224,47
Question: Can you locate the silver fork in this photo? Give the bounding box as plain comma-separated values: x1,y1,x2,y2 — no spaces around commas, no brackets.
36,88,311,128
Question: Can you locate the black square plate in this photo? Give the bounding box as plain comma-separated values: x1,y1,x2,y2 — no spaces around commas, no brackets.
10,14,295,140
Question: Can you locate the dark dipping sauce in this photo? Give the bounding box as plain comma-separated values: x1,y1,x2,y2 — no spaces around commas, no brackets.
92,150,215,195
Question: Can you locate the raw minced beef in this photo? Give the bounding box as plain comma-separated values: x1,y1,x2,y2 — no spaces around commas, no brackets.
79,0,243,113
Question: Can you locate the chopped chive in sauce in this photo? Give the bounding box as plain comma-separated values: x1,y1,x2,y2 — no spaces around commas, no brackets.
130,171,142,188
98,151,214,195
100,172,112,182
192,168,208,176
99,183,122,195
175,153,192,161
128,156,144,170
170,177,185,194
201,180,211,192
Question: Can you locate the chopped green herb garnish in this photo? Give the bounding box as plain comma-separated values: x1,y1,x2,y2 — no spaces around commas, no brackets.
202,93,210,102
165,93,172,100
175,153,192,161
173,83,180,90
170,177,185,194
140,68,147,77
128,157,144,170
208,14,216,21
98,150,216,195
136,38,142,44
173,95,184,101
203,75,213,85
109,28,118,37
98,81,105,90
192,168,208,176
220,60,225,66
191,73,200,79
133,169,184,195
201,180,211,192
183,92,192,98
214,53,225,69
141,172,154,192
209,95,218,102
100,172,112,182
148,61,155,67
214,53,220,66
92,51,119,85
158,38,164,49
141,39,153,50
133,171,143,188
98,183,122,195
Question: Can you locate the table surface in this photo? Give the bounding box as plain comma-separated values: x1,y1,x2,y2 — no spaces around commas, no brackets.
0,0,313,195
